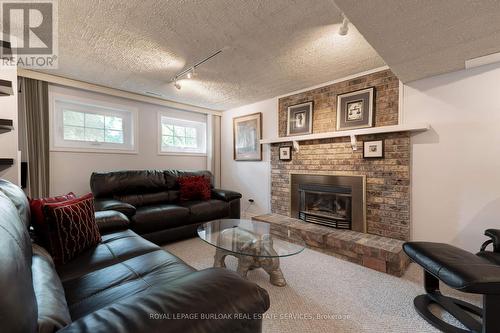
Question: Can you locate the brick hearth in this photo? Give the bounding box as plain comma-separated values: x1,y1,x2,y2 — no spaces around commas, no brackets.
253,213,410,277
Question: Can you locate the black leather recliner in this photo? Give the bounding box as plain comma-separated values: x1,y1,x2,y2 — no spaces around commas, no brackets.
0,179,269,333
90,169,242,244
404,230,500,333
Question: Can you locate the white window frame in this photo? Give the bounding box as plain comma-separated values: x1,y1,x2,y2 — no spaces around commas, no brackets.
50,93,138,154
158,113,207,156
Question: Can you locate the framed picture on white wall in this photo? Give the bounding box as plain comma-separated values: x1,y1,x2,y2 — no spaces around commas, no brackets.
233,112,262,161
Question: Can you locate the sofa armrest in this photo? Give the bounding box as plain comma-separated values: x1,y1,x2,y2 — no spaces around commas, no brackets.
482,229,500,252
211,188,242,202
94,198,136,217
59,268,269,333
95,210,130,234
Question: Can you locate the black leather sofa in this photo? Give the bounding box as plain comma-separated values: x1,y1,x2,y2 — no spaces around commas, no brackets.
404,232,500,333
90,170,242,244
0,179,270,333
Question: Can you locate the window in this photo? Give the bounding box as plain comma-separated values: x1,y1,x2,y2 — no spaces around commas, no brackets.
52,96,137,152
159,115,207,155
62,110,124,144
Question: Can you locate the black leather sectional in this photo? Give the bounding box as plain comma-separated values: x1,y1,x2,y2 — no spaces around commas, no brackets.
0,179,270,333
90,169,242,244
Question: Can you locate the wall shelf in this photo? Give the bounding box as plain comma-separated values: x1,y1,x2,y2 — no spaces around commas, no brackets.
0,158,14,166
0,79,14,96
260,123,430,152
261,123,429,144
0,119,13,132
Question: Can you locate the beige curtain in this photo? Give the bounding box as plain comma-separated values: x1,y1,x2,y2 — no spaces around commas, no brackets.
20,78,50,198
207,114,221,188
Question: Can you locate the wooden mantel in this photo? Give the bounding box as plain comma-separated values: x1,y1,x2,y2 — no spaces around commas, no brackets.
260,123,430,151
260,123,430,145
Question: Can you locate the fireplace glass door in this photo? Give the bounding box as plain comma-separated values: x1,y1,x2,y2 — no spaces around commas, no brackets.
298,184,352,229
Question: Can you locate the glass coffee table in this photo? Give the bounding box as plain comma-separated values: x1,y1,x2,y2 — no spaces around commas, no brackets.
197,219,305,286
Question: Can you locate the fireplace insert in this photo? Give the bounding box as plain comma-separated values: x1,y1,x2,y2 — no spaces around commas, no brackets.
298,184,352,229
290,174,365,232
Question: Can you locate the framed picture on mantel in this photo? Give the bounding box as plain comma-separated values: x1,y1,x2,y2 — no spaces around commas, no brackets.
287,102,313,136
336,87,374,131
233,112,262,161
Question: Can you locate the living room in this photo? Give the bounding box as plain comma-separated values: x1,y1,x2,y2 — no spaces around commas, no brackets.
1,1,500,333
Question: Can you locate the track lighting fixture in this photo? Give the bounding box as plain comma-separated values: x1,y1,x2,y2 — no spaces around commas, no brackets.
339,14,349,36
171,48,224,90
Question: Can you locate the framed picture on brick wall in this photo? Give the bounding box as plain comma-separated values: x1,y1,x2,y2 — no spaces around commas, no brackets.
287,102,313,136
363,140,384,158
336,87,374,131
279,146,292,161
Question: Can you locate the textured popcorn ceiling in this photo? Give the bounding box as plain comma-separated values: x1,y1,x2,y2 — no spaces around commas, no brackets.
39,0,385,110
335,0,500,82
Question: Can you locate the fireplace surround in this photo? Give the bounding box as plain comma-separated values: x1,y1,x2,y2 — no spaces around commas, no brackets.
290,174,366,233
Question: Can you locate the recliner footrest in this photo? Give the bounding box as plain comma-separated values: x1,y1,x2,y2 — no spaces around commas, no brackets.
403,242,500,294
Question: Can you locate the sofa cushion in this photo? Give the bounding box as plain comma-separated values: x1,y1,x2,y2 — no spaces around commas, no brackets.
32,244,72,333
212,188,243,202
43,193,101,265
131,204,190,233
182,199,230,223
63,249,195,320
95,210,130,234
0,190,38,333
178,175,211,201
94,198,136,217
114,191,169,207
57,229,159,282
0,179,32,229
91,170,168,198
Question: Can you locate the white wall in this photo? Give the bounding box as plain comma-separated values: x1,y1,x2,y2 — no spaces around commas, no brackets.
220,98,277,218
0,65,19,185
49,85,208,196
405,62,500,252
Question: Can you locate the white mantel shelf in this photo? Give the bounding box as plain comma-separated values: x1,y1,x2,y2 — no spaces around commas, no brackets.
260,123,430,145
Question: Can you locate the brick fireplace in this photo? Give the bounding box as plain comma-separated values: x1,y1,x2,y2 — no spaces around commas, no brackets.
270,69,410,241
254,69,411,276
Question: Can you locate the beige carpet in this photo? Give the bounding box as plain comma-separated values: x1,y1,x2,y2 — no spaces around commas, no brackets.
164,238,481,333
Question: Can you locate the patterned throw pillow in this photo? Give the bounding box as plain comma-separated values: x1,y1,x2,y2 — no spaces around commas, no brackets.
30,192,77,245
43,193,101,265
178,175,211,201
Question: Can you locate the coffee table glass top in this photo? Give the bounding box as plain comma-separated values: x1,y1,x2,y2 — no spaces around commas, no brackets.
197,219,306,258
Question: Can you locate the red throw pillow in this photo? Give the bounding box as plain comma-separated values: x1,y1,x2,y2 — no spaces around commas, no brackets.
30,192,77,228
178,175,211,201
42,193,101,265
30,192,77,245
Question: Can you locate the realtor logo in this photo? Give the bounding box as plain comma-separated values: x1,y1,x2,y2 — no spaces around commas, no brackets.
0,0,58,68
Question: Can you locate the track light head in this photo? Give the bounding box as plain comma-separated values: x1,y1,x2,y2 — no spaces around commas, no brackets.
339,14,349,36
186,68,196,79
174,80,181,90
